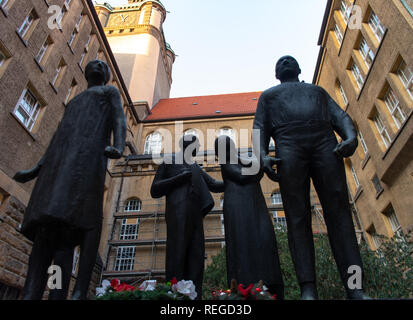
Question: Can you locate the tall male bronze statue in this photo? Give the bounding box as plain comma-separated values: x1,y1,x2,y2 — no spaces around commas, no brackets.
253,56,369,300
151,134,224,299
13,60,126,300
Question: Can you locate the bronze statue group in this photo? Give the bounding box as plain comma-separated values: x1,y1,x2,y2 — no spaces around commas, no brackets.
13,57,370,300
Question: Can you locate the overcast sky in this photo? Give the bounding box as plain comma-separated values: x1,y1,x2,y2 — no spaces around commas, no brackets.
104,0,327,98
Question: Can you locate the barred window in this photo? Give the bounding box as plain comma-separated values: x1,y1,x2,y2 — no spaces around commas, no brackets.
271,191,282,205
397,61,413,99
124,198,142,212
115,246,136,271
120,219,139,240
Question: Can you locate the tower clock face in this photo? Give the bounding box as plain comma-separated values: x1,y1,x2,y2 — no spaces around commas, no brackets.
111,12,137,27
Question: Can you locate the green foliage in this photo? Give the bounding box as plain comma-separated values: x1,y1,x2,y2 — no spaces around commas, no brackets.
202,228,413,300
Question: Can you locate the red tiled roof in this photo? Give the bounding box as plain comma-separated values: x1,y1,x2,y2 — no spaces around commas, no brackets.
144,92,262,122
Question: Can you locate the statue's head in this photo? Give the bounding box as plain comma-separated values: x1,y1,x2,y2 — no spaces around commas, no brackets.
275,55,301,81
214,135,236,162
179,134,199,157
85,60,111,85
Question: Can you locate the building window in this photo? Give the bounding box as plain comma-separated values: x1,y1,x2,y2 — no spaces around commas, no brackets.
368,11,385,42
219,127,236,143
51,59,66,87
334,24,343,45
373,111,392,148
350,165,360,188
124,198,142,212
72,247,80,275
358,130,368,154
351,63,364,89
35,37,52,64
144,132,163,154
84,35,92,51
65,79,77,104
339,82,349,107
340,0,352,23
184,129,198,137
271,191,282,205
114,246,135,271
0,50,5,67
18,10,37,39
397,60,413,100
384,87,408,129
367,225,381,249
68,29,78,47
359,37,375,68
371,174,383,196
13,88,41,131
383,204,403,237
75,14,83,31
0,0,10,9
272,211,287,230
120,218,139,240
79,51,86,68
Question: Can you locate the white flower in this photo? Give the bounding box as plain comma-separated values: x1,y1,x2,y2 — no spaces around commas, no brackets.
173,280,197,300
139,280,157,291
263,285,268,292
95,279,111,297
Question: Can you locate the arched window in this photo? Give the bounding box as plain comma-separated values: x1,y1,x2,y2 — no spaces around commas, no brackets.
271,191,282,205
144,132,162,154
218,127,236,145
124,198,142,212
184,129,198,137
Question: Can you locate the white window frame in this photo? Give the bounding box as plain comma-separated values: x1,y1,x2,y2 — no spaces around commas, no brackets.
13,88,41,132
18,11,36,39
0,0,9,9
272,211,287,230
75,15,83,31
79,51,86,67
384,88,407,129
373,112,391,148
350,165,360,188
72,247,80,275
51,62,64,86
340,0,352,23
334,24,343,45
114,246,136,271
271,191,282,205
144,132,163,154
68,29,77,47
359,37,375,68
368,11,385,42
84,35,91,51
36,38,50,63
65,80,76,104
124,198,142,212
120,218,139,240
0,50,6,67
339,83,348,106
352,63,364,89
358,130,368,154
219,127,236,143
397,61,413,100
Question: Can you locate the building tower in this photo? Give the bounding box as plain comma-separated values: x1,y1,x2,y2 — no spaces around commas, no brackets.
95,0,175,115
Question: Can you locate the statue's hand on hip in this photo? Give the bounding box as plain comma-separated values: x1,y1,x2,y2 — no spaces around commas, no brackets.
13,166,41,183
333,138,358,158
104,146,122,159
263,156,281,182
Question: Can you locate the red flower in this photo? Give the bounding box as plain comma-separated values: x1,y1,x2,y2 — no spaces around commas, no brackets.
237,284,254,297
272,294,277,300
170,277,178,285
110,279,120,289
115,283,135,292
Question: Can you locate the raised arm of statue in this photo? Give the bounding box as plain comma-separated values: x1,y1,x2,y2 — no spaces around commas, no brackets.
200,169,225,193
